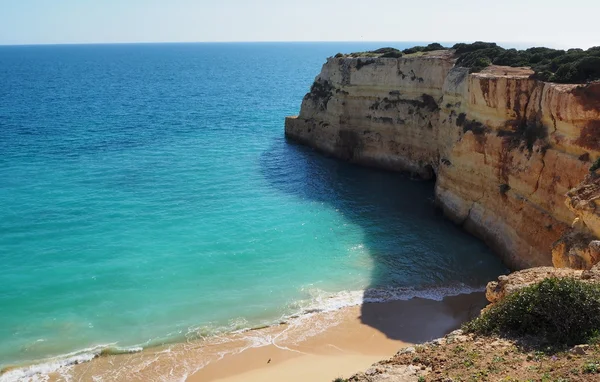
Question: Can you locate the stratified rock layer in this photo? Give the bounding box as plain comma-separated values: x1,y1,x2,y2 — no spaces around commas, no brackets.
285,51,600,269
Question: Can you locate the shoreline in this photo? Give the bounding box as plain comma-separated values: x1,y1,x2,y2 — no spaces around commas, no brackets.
0,285,486,381
188,292,487,382
20,291,489,382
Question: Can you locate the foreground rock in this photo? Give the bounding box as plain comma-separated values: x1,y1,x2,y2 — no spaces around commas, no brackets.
486,263,600,304
346,266,600,381
347,329,600,382
285,50,600,269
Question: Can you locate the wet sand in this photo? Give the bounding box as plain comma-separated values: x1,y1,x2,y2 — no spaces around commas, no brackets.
47,292,487,381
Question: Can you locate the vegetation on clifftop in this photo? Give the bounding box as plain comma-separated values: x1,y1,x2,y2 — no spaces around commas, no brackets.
345,276,600,382
452,42,600,83
464,278,600,347
335,47,403,59
340,41,600,84
401,43,448,55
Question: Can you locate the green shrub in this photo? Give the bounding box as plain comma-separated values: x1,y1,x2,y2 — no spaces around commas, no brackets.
464,278,600,346
345,47,402,59
453,41,499,54
381,50,403,58
450,41,600,83
402,42,448,55
469,57,493,73
372,47,401,55
583,362,600,374
346,42,600,83
590,157,600,172
402,46,424,55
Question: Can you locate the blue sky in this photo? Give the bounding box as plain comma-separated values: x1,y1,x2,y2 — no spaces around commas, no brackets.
1,0,598,48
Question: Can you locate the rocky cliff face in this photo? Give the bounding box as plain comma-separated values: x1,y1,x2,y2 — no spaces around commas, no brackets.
285,51,600,269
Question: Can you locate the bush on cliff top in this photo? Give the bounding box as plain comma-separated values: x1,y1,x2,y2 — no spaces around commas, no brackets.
464,278,600,346
343,42,600,83
338,47,402,59
402,42,448,55
452,41,600,83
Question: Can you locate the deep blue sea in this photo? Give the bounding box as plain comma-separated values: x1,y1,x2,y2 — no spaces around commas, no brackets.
0,42,507,377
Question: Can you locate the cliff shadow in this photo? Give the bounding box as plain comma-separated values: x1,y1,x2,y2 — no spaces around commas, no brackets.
260,137,507,342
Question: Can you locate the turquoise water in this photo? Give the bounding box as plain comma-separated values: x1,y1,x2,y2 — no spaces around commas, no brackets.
0,43,507,371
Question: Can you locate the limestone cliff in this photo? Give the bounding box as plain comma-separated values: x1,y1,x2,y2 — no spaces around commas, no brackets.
285,51,600,269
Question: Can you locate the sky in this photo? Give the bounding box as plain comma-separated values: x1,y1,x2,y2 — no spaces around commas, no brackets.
0,0,598,48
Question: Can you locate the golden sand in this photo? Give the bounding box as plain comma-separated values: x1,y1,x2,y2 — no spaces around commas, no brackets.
53,293,486,381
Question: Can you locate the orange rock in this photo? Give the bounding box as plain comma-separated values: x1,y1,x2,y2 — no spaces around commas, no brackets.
285,51,600,270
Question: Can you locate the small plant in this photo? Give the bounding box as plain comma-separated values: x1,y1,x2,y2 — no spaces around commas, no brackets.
332,378,348,382
418,376,426,382
590,157,600,172
583,362,600,374
453,345,466,353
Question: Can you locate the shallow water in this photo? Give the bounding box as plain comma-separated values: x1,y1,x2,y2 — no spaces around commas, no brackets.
0,42,507,376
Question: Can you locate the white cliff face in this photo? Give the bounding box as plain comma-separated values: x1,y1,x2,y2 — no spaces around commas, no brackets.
285,51,600,270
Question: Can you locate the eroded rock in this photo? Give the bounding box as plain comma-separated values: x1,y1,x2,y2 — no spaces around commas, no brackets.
486,266,591,304
285,51,600,270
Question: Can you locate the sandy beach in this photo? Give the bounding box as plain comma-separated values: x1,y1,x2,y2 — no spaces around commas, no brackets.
188,292,487,382
5,291,489,382
45,291,487,381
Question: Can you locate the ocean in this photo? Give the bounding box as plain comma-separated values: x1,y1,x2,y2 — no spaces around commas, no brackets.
0,42,507,380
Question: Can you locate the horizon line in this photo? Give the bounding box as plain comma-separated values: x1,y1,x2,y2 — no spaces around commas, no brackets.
0,40,553,48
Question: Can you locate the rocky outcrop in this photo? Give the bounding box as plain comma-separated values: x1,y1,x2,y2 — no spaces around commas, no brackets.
349,325,600,382
285,51,600,270
485,263,600,304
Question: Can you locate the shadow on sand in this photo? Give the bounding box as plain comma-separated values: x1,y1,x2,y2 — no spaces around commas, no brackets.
260,137,506,342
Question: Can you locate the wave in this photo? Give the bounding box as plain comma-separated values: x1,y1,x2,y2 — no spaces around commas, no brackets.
0,345,143,382
290,283,485,315
0,283,484,382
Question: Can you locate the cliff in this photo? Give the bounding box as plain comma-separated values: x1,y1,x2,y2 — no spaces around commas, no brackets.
285,50,600,269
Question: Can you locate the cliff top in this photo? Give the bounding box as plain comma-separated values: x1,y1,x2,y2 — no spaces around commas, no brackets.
475,65,534,78
336,42,600,84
